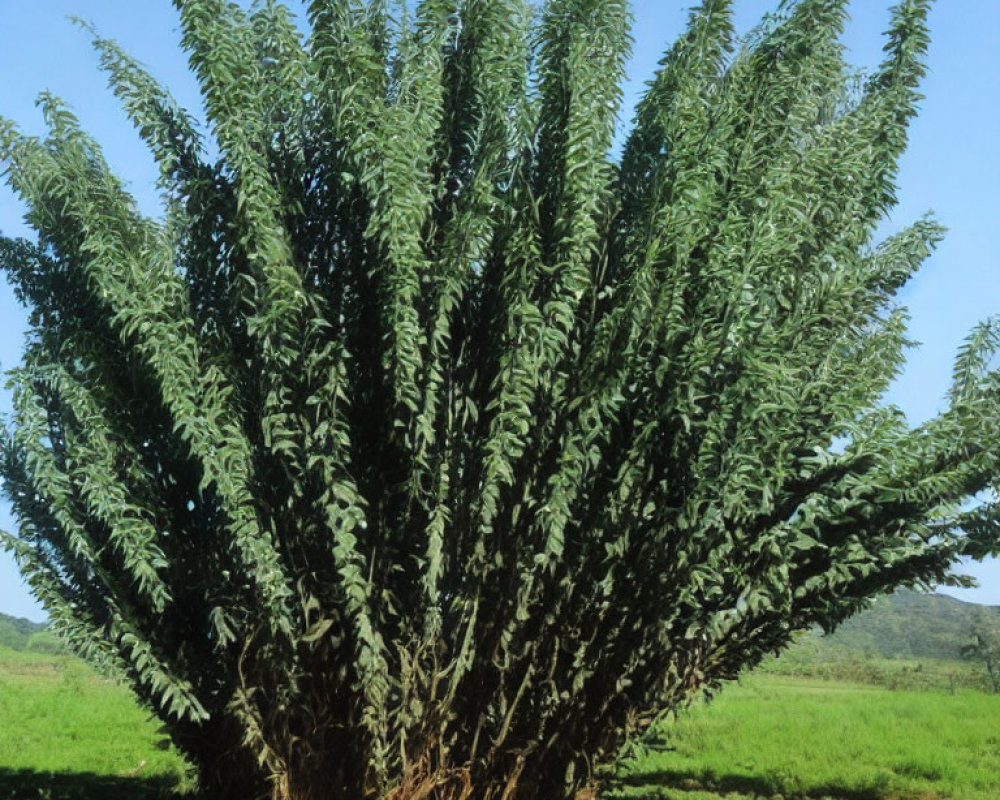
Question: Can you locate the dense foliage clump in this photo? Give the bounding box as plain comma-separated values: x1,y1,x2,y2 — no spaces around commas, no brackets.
2,1,999,798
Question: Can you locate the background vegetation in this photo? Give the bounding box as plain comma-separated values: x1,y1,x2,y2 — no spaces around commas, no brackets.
803,588,999,661
0,612,64,654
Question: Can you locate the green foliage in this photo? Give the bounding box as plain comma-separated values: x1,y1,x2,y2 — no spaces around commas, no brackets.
24,629,68,655
2,1,1000,798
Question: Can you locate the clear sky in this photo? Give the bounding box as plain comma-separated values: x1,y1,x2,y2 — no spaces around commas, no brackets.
0,1,997,621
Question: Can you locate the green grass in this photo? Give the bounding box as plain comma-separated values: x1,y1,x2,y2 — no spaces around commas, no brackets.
758,646,990,693
0,647,190,799
609,674,1000,800
2,645,998,799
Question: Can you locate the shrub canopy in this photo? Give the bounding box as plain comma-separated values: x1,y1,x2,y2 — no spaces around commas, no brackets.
2,1,999,798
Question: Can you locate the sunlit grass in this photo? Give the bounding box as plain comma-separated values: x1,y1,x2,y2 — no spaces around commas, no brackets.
0,647,189,785
610,674,1000,800
3,646,999,799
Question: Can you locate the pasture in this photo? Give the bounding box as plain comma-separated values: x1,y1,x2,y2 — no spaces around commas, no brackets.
0,647,188,798
607,674,1000,800
1,645,998,799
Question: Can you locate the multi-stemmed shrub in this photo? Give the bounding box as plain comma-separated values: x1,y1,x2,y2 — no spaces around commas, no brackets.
2,1,999,797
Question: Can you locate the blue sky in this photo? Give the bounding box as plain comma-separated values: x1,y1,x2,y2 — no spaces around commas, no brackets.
0,0,997,621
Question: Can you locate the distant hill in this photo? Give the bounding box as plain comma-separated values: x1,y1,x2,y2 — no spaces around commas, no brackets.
0,612,65,654
0,612,47,651
807,589,999,661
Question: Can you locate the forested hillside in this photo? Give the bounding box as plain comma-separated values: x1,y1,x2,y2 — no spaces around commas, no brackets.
0,612,61,652
804,589,998,661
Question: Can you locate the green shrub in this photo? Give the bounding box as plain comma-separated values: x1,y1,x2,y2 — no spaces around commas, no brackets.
3,2,1000,798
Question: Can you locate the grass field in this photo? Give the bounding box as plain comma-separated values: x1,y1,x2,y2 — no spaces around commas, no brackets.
607,675,1000,800
2,645,999,799
0,647,188,799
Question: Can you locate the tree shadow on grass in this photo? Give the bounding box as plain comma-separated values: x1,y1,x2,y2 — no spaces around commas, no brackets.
605,768,898,800
0,768,180,800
